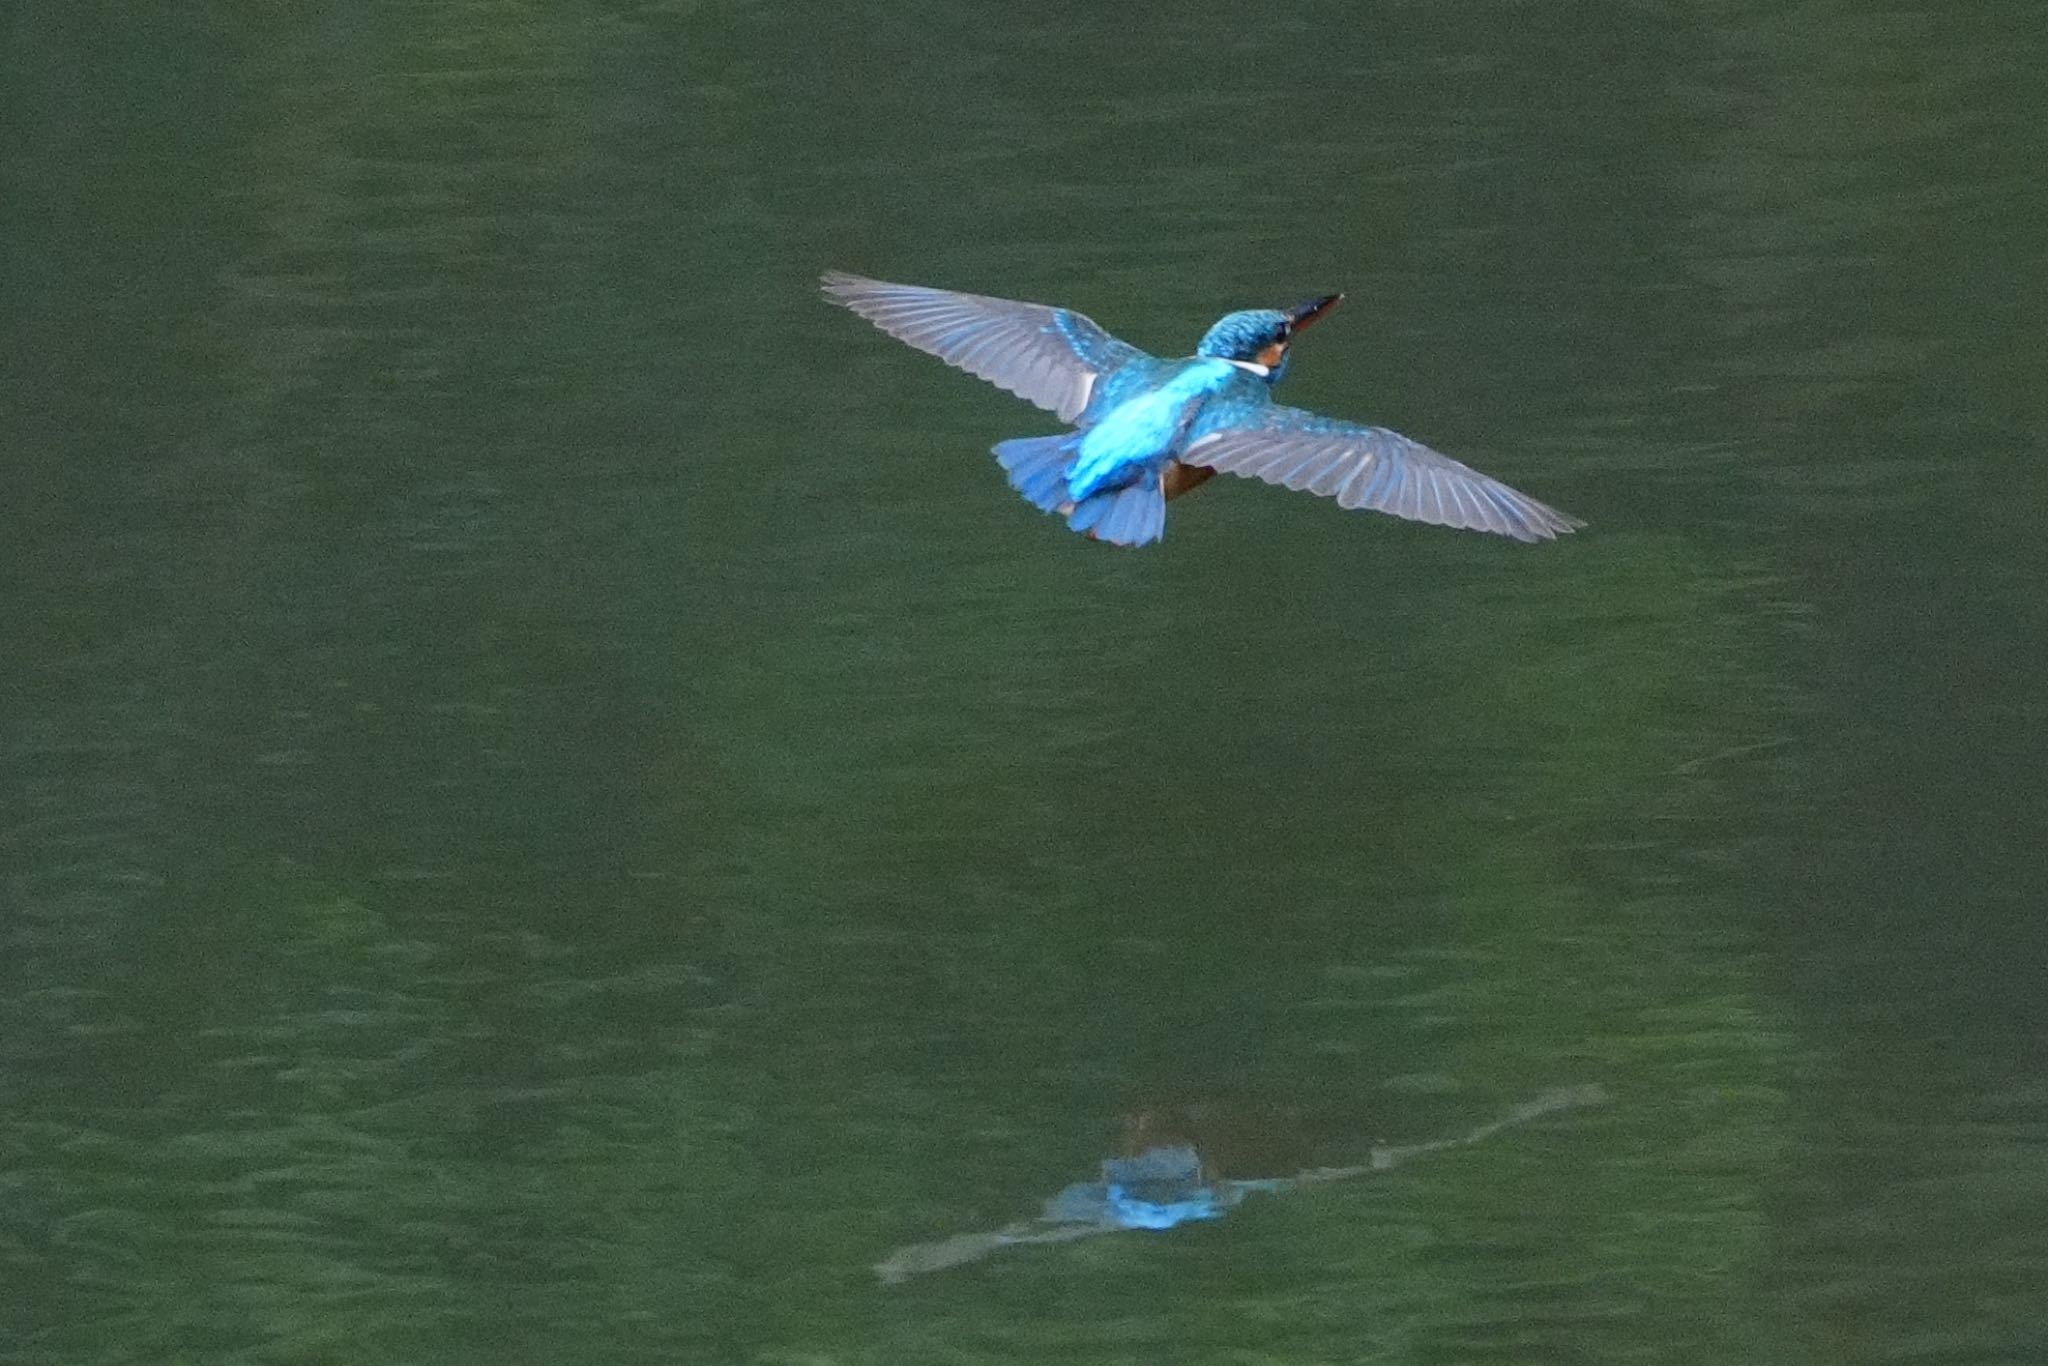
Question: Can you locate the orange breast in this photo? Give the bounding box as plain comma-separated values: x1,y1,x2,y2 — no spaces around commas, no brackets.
1163,462,1217,501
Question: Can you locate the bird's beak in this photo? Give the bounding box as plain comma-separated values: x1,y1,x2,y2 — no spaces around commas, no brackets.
1286,293,1344,335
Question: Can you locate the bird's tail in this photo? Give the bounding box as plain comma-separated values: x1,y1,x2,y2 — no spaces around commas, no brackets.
993,435,1167,546
993,435,1080,514
1068,477,1166,546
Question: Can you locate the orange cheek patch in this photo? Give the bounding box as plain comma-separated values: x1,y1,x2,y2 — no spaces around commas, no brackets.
1257,342,1288,369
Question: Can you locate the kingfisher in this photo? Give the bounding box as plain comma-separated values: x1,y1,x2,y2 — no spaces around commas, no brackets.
822,272,1583,547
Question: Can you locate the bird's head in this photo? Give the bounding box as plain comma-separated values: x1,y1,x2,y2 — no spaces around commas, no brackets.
1195,293,1343,383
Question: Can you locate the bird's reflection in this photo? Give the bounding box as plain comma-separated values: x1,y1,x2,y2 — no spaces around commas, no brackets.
875,1084,1606,1284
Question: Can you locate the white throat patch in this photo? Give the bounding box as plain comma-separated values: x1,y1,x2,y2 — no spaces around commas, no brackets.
1223,359,1272,377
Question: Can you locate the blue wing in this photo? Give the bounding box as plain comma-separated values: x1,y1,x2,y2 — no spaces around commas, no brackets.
1182,403,1582,542
821,272,1147,424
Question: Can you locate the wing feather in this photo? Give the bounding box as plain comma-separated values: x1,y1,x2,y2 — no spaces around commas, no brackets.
1183,404,1581,542
821,272,1144,423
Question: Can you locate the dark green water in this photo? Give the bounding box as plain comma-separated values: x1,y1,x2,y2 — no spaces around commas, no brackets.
7,3,2047,1362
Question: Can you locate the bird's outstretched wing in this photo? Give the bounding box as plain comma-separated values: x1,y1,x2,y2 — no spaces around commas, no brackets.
821,272,1146,424
1182,404,1582,542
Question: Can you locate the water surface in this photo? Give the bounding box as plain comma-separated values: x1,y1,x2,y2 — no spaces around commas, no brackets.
6,3,2046,1362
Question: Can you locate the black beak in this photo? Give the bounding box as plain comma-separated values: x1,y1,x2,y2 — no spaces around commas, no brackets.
1285,293,1344,335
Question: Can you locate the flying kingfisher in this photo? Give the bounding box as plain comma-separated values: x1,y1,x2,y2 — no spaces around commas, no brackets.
822,272,1583,547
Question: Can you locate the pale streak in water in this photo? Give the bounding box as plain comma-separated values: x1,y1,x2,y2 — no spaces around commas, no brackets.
874,1084,1609,1284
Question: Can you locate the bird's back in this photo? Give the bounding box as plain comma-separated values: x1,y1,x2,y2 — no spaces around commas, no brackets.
1080,354,1268,427
1066,358,1270,500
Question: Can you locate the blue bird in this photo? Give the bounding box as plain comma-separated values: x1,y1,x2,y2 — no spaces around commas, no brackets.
822,271,1583,547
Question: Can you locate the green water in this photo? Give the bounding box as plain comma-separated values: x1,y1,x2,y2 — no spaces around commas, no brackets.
6,3,2046,1362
